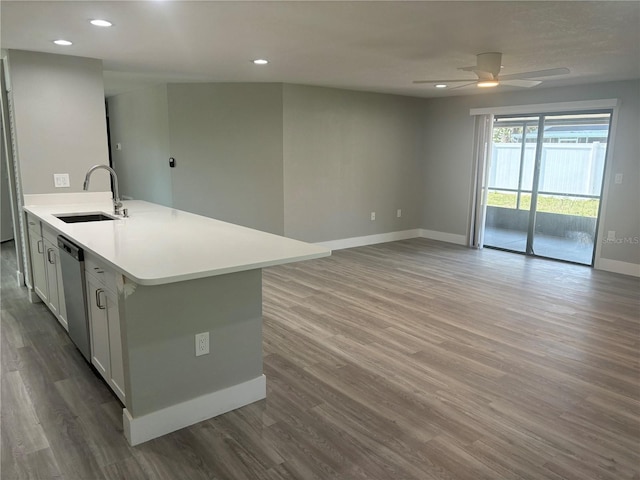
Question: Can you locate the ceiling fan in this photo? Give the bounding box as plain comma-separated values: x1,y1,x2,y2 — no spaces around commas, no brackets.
413,52,570,89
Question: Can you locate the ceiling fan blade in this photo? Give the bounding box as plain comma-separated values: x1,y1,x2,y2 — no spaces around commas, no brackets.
447,82,478,90
413,79,476,84
500,67,570,80
500,79,542,88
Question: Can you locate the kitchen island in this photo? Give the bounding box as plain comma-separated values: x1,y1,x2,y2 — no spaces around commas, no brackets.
24,195,330,445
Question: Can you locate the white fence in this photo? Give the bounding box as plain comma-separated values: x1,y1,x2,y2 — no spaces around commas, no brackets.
488,142,606,196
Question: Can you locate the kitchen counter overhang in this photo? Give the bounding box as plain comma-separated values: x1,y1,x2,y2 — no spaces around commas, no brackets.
24,199,330,286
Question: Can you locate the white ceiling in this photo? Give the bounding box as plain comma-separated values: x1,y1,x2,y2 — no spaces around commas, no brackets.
2,1,639,98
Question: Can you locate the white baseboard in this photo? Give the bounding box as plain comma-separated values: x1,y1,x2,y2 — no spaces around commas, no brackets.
316,229,421,250
315,228,469,251
418,229,467,246
27,288,43,304
16,270,24,287
123,374,266,446
595,258,640,277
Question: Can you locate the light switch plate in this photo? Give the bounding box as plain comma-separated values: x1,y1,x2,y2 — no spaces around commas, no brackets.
614,173,623,184
53,173,70,188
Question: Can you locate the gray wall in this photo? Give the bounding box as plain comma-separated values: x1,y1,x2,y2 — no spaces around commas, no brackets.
421,79,640,265
109,83,426,241
283,84,424,242
167,84,284,235
121,269,263,416
108,77,639,266
108,84,172,206
8,50,110,194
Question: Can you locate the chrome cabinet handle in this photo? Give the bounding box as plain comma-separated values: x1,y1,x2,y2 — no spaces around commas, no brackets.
47,248,55,264
95,288,106,310
37,240,44,254
94,267,104,274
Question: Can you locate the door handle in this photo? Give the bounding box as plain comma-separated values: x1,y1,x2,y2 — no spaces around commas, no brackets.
96,288,106,310
47,248,55,264
37,240,44,254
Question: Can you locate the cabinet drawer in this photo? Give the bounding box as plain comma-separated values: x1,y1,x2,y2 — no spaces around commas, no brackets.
85,255,118,294
42,224,59,246
26,213,41,236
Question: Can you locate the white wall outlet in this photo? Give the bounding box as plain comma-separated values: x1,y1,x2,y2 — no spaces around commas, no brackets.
115,143,122,151
370,212,376,221
195,332,210,356
607,230,616,241
53,173,70,188
614,173,623,184
397,209,402,218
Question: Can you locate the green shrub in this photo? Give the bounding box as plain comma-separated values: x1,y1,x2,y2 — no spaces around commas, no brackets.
487,191,599,217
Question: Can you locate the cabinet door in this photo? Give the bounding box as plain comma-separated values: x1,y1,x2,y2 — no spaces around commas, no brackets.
29,232,48,301
44,240,59,317
55,258,68,330
87,275,110,379
106,290,126,403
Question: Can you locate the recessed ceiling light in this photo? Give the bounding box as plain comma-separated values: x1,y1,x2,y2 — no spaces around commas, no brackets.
435,84,447,88
253,59,268,65
477,80,499,88
90,19,113,27
53,39,73,46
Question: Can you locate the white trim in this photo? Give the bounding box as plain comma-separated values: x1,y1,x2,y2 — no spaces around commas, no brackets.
469,99,619,116
314,228,469,250
316,229,421,250
27,288,42,304
419,229,467,245
23,192,111,206
595,258,640,277
592,104,620,268
122,374,266,446
16,269,24,287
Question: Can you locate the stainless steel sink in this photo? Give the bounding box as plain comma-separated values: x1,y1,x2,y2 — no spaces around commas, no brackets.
55,213,117,223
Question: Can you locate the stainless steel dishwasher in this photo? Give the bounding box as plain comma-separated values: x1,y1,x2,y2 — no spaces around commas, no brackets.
57,235,91,362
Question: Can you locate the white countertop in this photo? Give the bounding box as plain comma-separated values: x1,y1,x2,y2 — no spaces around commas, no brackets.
25,199,331,286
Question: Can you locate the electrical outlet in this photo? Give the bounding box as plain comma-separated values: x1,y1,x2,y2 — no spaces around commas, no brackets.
115,143,122,151
53,173,70,188
607,231,616,241
615,173,623,184
370,212,376,221
195,332,209,356
397,209,402,218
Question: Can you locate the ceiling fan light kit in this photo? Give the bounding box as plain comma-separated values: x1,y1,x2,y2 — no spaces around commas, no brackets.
414,52,570,90
477,80,499,88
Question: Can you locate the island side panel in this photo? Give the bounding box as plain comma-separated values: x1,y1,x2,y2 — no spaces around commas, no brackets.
120,269,263,418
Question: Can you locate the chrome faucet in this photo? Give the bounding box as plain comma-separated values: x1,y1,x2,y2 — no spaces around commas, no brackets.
83,164,127,217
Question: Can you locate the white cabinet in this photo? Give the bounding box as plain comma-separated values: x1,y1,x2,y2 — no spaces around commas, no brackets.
87,274,110,376
44,239,59,317
42,226,67,330
27,215,47,302
27,216,67,330
85,255,126,404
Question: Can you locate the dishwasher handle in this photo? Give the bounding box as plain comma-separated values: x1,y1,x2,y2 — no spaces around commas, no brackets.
58,236,84,262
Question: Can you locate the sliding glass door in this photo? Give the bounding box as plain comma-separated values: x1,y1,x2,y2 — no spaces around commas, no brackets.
484,111,611,265
484,117,538,253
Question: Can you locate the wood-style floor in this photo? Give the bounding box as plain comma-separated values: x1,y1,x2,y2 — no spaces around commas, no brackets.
2,238,639,479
